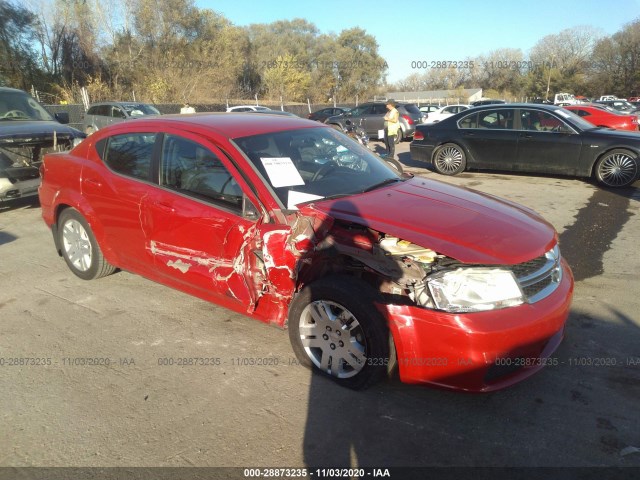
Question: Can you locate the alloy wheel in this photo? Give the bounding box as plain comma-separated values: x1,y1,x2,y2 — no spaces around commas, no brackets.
435,145,464,174
62,219,93,272
297,300,367,379
597,152,638,187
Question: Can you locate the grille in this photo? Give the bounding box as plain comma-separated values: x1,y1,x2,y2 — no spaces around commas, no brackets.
507,245,562,304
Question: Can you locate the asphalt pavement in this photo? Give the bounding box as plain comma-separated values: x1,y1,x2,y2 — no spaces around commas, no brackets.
1,140,639,474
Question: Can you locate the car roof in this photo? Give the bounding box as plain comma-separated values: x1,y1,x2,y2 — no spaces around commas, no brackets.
89,101,150,106
0,87,30,94
467,103,562,112
106,112,324,138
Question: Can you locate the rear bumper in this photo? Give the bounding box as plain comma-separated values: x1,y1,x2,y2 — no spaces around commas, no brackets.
409,143,434,163
383,259,574,392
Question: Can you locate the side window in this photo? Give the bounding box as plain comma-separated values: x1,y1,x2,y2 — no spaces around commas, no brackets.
458,112,478,129
349,106,367,116
102,133,156,181
87,106,98,115
478,110,514,129
111,106,126,118
96,105,110,116
520,110,543,130
160,135,242,210
372,104,387,115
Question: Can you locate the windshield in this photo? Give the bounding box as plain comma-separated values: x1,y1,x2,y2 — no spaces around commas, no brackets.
0,91,55,121
235,127,402,210
121,104,160,116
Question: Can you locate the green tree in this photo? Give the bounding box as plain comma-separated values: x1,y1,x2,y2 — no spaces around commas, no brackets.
0,0,41,89
262,54,311,102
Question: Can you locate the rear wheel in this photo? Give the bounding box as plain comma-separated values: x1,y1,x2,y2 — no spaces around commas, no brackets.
288,276,391,390
595,149,638,187
395,129,403,144
432,143,467,175
58,208,115,280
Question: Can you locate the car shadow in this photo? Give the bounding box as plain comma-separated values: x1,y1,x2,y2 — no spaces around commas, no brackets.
0,196,41,212
0,229,17,246
302,305,640,468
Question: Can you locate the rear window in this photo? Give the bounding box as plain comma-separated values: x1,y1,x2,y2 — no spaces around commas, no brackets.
401,104,421,114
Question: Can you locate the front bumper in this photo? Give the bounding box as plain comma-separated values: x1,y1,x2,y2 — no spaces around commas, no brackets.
0,177,40,202
383,259,574,392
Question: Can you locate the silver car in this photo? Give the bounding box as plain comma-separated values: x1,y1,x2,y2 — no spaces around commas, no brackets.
81,102,160,134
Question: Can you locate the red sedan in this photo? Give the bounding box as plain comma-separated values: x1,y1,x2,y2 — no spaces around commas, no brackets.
564,105,639,131
39,114,573,392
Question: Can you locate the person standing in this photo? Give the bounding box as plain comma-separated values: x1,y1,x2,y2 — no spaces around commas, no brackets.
384,99,400,158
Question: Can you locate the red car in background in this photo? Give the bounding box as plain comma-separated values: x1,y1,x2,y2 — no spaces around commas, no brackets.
39,114,573,392
564,105,639,131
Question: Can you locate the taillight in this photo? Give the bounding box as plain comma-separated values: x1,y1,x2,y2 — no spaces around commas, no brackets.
414,131,425,141
402,114,414,125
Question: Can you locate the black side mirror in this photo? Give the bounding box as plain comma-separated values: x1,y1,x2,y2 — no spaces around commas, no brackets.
243,195,261,221
55,112,70,124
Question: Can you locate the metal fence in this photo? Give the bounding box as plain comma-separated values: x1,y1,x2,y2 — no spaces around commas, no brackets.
44,103,357,130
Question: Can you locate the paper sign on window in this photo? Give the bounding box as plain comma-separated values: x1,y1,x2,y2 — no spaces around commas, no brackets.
287,191,324,210
260,157,305,188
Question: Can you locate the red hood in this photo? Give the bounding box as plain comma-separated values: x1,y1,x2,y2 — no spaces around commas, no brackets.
298,177,557,264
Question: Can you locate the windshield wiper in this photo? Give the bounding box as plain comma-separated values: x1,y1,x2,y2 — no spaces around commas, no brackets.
361,177,404,193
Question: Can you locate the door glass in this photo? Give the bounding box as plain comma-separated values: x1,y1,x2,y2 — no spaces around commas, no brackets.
478,109,514,129
101,133,156,180
458,112,478,129
160,135,243,211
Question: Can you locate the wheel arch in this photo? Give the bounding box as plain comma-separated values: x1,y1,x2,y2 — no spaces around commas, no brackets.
52,197,121,267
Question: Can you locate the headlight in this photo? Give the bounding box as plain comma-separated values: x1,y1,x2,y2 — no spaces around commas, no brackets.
428,268,524,313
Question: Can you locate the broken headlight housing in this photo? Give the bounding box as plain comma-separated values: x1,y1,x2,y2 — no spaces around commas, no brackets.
427,267,524,313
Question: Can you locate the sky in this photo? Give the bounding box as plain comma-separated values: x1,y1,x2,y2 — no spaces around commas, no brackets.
195,0,640,83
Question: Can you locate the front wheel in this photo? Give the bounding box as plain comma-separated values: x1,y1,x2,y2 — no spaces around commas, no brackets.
595,149,638,187
288,276,391,390
58,208,116,280
432,143,467,175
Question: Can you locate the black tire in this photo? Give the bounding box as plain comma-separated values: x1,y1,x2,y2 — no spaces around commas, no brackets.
385,158,404,174
288,276,391,390
394,129,403,144
58,208,116,280
594,149,638,188
432,143,467,176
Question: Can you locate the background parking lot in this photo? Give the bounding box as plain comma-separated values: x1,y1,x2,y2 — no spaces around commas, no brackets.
1,140,639,469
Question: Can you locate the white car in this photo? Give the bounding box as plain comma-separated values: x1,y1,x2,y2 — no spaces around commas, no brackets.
423,104,471,124
226,105,273,112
